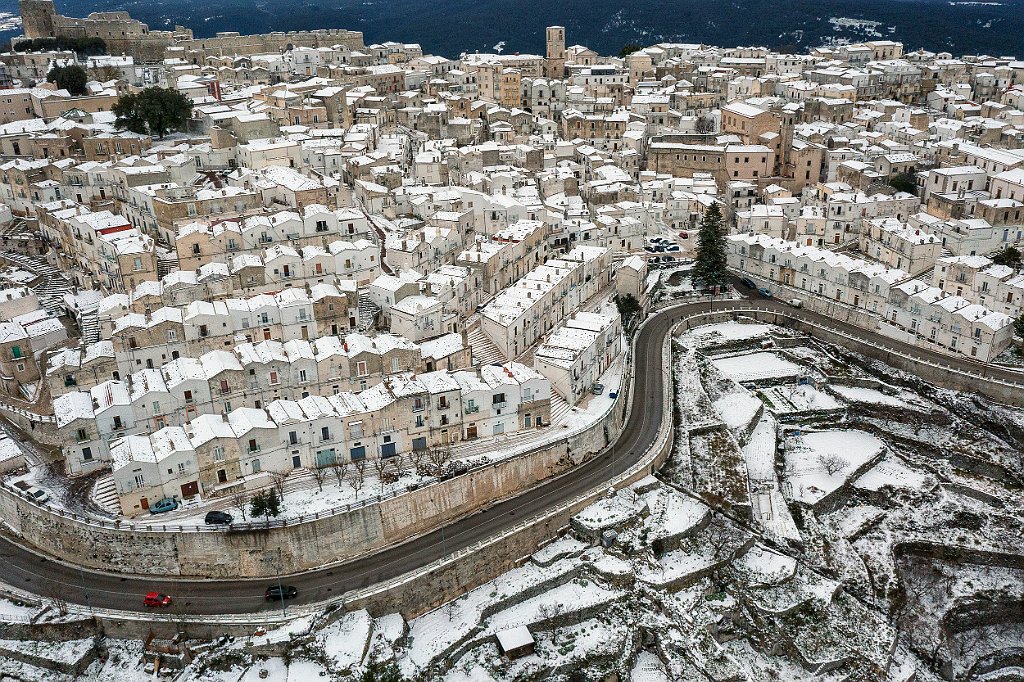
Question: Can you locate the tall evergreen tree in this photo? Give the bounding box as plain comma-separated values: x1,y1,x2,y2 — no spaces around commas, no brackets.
250,489,282,524
690,202,728,290
47,64,88,96
113,87,193,139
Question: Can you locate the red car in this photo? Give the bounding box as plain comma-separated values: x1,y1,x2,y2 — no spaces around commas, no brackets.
143,591,172,608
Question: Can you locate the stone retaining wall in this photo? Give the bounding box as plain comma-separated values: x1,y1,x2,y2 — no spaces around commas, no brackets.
0,386,627,578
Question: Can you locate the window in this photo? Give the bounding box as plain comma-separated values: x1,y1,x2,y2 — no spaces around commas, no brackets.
269,371,279,385
248,439,258,452
213,446,224,462
82,447,93,461
321,426,331,442
289,431,298,445
349,421,363,439
356,361,368,377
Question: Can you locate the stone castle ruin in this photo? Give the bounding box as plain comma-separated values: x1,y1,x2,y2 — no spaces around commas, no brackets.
18,0,364,62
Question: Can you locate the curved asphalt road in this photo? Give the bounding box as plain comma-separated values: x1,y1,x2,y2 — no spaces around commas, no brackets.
0,292,1020,615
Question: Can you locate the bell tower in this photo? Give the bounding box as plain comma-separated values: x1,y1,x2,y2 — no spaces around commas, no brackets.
20,0,58,38
545,26,565,79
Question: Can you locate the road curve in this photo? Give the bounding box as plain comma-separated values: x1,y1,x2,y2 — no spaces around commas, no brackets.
0,295,1019,615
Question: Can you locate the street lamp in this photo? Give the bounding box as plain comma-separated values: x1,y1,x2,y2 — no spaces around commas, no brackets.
275,548,286,617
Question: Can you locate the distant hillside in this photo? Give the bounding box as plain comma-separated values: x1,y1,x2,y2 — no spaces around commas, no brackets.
3,0,1023,58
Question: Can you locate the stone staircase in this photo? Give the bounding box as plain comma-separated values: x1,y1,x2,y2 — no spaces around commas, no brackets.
91,474,122,517
156,254,180,279
77,307,101,345
357,292,380,332
467,326,505,366
1,250,73,316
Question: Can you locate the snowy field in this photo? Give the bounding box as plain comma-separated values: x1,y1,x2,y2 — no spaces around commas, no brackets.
760,384,842,414
683,321,773,348
783,429,885,505
711,352,802,382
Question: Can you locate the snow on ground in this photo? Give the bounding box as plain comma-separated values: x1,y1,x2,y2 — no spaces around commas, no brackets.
481,579,622,636
854,454,931,493
713,391,763,432
317,609,373,670
828,504,886,539
742,415,777,482
402,558,578,675
783,429,885,505
711,352,802,383
284,660,332,680
641,487,709,543
0,637,94,665
573,492,644,534
239,658,288,681
733,544,797,586
555,357,624,432
830,384,921,408
504,617,630,679
367,612,405,659
683,321,772,347
631,650,671,682
532,535,588,566
760,384,841,414
636,546,719,587
0,596,39,622
742,415,801,542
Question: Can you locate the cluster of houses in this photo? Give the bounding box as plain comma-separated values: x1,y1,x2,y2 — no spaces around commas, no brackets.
0,7,1023,516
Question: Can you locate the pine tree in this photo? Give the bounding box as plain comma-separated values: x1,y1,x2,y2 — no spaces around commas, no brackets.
250,489,282,524
113,87,193,139
690,203,728,290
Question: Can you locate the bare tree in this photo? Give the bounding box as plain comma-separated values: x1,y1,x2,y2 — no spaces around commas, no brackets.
310,464,329,493
537,601,565,643
705,518,735,560
45,587,69,617
427,445,452,477
373,457,390,494
411,447,427,475
694,115,716,135
351,459,367,497
331,460,348,489
91,64,121,82
819,453,849,476
390,453,407,478
230,489,248,521
270,471,287,500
